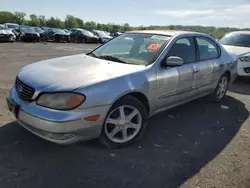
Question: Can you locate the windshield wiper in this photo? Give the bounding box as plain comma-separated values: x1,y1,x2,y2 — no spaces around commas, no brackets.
88,52,102,59
98,55,130,64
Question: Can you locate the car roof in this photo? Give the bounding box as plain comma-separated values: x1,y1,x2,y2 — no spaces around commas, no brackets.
5,23,19,25
20,25,31,28
228,31,250,35
127,30,201,36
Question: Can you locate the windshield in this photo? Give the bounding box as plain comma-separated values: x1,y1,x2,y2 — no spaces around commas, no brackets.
0,25,8,30
81,29,95,37
219,33,250,47
52,28,66,34
33,27,44,33
6,24,18,29
89,33,171,65
20,26,35,32
95,30,109,37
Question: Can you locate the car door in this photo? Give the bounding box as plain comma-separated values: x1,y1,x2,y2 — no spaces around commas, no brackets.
156,36,197,110
193,36,221,95
48,29,54,39
77,31,83,42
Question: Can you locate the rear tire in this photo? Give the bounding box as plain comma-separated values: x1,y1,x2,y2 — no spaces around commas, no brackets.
99,95,148,148
210,73,229,102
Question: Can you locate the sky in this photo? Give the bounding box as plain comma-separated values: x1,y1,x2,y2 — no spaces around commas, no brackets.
1,0,250,28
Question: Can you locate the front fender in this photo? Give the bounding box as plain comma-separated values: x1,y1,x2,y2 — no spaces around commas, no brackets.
75,71,151,109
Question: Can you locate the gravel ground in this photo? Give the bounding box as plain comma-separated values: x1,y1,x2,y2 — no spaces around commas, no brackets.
0,42,249,188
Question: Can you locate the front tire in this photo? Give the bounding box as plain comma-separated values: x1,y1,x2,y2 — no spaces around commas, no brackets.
99,96,148,148
211,73,229,102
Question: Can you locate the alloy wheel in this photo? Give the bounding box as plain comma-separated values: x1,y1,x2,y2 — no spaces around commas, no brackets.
217,76,228,99
104,105,142,144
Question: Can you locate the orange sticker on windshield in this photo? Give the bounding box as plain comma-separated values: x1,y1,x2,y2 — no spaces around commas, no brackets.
147,43,160,51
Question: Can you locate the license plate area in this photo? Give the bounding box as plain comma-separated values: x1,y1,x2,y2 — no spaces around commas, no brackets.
7,98,20,118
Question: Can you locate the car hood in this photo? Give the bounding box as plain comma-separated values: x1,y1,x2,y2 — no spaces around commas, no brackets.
222,45,250,57
55,32,70,36
0,29,13,35
17,54,145,92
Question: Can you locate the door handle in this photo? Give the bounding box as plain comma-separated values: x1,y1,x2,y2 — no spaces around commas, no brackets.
193,68,200,73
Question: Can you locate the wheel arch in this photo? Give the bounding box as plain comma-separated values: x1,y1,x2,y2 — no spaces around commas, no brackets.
110,91,150,115
224,70,231,81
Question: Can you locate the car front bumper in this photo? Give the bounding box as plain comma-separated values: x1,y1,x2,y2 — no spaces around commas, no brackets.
87,37,99,43
7,87,110,144
21,35,40,41
54,34,70,42
0,35,16,41
237,61,250,76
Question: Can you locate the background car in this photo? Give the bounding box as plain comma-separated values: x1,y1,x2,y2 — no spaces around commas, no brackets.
43,28,70,42
0,24,16,42
4,23,19,31
90,29,113,43
40,26,50,31
105,31,111,36
110,31,122,37
220,31,250,77
63,29,70,34
32,27,45,40
70,28,99,43
13,26,40,42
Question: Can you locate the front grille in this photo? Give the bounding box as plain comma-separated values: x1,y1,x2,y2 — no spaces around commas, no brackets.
15,77,35,102
0,34,11,37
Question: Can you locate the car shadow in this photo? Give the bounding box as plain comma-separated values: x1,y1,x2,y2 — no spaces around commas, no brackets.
0,95,248,188
229,77,250,95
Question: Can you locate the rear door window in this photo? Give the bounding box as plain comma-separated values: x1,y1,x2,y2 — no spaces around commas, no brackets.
196,37,219,61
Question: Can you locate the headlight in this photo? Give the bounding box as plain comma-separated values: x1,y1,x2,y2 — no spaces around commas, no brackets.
239,56,250,62
37,33,40,37
36,93,85,110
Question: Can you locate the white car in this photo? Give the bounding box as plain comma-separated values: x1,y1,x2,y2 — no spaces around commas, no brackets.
0,24,16,42
220,31,250,77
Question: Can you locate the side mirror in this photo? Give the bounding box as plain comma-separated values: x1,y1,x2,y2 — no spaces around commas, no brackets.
164,56,184,67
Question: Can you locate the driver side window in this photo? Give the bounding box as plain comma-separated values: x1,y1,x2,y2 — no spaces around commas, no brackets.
166,37,197,64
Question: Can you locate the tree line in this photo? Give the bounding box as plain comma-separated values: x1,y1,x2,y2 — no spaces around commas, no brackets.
1,11,249,38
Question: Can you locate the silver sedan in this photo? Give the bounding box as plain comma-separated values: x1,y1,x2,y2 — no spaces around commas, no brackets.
7,30,237,148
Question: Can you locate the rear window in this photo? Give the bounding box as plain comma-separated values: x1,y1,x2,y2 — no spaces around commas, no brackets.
197,37,219,60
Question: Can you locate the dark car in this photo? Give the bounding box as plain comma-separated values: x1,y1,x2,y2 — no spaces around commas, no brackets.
13,26,40,42
110,32,122,37
32,27,45,40
0,24,16,42
90,29,113,43
70,29,99,43
63,29,70,34
44,28,70,42
40,26,50,31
